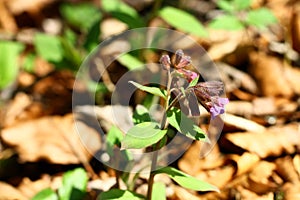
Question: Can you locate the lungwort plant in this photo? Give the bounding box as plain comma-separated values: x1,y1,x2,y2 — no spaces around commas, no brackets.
99,50,229,200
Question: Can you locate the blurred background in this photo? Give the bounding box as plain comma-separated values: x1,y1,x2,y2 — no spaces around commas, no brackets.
0,0,299,199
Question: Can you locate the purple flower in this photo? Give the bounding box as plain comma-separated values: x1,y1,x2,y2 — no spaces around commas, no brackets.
209,97,229,119
193,81,229,119
174,49,191,69
160,54,171,70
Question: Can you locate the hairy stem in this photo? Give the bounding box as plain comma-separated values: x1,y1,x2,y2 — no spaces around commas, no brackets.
146,70,172,200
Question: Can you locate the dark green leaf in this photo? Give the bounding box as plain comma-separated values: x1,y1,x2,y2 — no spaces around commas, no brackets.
98,189,145,200
245,8,277,29
167,107,207,141
60,3,101,32
60,37,82,69
121,122,167,149
209,14,245,30
118,54,144,70
159,6,208,37
154,166,219,192
31,188,58,200
34,33,63,62
58,168,88,200
132,105,151,124
129,81,167,99
152,182,166,200
84,19,101,51
0,41,24,89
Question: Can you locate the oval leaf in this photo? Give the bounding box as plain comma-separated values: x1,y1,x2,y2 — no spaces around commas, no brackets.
121,122,167,149
152,182,166,200
98,189,145,200
167,107,207,141
209,15,244,30
154,166,219,192
58,168,88,200
32,188,58,200
245,8,277,29
159,6,208,37
129,81,167,99
0,41,24,89
118,54,144,70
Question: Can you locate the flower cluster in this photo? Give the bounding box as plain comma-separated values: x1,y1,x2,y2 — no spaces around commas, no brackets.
160,49,229,119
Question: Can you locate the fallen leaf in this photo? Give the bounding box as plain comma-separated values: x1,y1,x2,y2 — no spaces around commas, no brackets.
235,186,274,200
246,161,277,194
229,152,260,176
249,52,294,97
1,114,101,164
224,124,300,158
0,181,27,200
282,182,300,200
275,156,300,184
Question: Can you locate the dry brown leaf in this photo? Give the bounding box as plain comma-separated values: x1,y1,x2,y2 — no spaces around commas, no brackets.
18,175,52,198
249,52,293,97
173,185,201,200
224,124,300,158
282,182,300,200
1,114,101,164
0,181,27,200
178,141,225,175
224,113,266,132
235,186,274,200
293,154,300,177
276,156,300,184
229,152,260,176
246,161,277,194
6,0,56,15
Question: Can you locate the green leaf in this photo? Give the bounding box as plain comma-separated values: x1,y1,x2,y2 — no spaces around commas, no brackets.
245,8,277,29
188,75,199,87
233,0,251,10
31,188,58,200
154,166,219,192
152,182,166,200
216,0,235,13
121,122,167,149
101,0,144,28
118,54,144,70
0,41,24,89
132,105,151,124
60,3,101,32
159,6,208,37
167,107,207,141
58,168,88,200
98,189,145,200
84,19,101,51
60,37,82,69
209,14,245,30
129,81,167,99
22,53,36,73
34,33,63,62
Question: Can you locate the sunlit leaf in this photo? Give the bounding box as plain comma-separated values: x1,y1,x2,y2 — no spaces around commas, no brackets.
60,3,101,32
167,107,207,141
233,0,251,10
209,14,245,30
132,105,151,124
154,166,219,192
129,81,167,99
98,189,145,200
159,6,208,37
245,8,277,29
34,33,63,62
121,122,167,149
152,182,166,200
31,188,58,200
216,0,234,13
101,0,144,28
0,41,24,89
58,168,88,200
188,75,199,87
118,54,144,70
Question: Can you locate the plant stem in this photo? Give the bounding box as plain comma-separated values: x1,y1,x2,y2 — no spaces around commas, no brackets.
146,70,172,200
